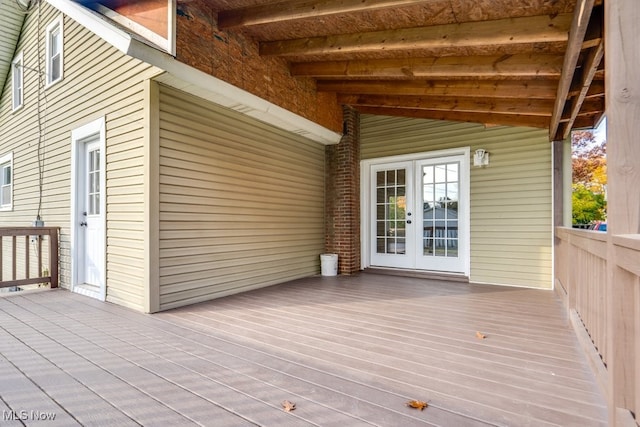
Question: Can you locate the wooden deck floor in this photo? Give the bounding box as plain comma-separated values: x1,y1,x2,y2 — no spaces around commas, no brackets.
0,273,607,426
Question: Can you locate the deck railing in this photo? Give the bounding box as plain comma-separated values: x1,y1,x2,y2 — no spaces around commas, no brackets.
555,227,640,426
0,227,59,289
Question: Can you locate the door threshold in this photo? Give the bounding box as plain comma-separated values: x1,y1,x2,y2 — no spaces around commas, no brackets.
364,267,469,283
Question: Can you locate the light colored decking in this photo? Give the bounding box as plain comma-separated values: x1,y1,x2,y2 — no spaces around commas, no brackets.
0,273,607,426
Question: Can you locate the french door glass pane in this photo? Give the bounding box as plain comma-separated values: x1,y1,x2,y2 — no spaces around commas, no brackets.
88,149,100,215
422,162,459,257
376,169,406,255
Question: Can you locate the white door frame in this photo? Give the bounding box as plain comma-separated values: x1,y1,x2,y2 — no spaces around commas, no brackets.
361,147,470,276
71,117,106,301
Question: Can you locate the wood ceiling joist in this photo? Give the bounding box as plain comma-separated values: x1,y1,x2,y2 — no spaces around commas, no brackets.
571,114,601,130
291,54,564,79
217,0,438,29
549,0,596,141
338,94,554,116
318,80,559,99
260,14,573,57
570,80,604,98
354,106,551,129
572,97,605,115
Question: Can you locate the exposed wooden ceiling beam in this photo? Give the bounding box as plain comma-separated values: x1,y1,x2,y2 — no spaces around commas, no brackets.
260,14,573,57
318,80,559,99
355,106,551,129
291,54,564,79
217,0,440,29
556,39,604,140
338,94,555,116
548,0,596,140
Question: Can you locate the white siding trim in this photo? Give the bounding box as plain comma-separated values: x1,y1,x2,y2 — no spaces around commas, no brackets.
150,64,342,145
143,79,160,313
168,0,176,56
70,117,107,301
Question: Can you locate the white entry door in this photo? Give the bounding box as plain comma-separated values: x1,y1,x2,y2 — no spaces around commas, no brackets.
72,127,105,299
370,161,415,268
415,157,465,272
81,140,103,287
369,154,468,274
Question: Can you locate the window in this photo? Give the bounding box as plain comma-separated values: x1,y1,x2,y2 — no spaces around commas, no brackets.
0,154,13,210
12,52,23,111
45,17,64,86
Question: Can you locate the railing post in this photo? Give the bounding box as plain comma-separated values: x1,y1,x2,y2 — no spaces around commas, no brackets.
50,228,59,288
11,235,16,281
24,235,29,280
37,235,42,280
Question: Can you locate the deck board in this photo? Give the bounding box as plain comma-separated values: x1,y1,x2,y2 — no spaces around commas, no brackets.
0,273,607,426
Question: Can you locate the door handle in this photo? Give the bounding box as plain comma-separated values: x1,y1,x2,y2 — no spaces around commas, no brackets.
406,220,412,224
80,221,87,227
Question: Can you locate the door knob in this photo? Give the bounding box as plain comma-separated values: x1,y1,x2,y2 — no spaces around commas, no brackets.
407,220,412,224
80,221,87,227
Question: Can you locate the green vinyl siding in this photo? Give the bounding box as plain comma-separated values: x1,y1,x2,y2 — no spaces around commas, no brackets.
361,115,552,288
158,84,325,310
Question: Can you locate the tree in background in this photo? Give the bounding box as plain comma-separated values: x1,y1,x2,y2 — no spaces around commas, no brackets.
571,129,607,225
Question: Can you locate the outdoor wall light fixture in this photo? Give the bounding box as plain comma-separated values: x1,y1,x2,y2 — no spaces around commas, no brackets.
474,149,489,167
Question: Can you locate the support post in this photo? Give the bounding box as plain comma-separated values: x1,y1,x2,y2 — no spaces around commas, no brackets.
325,106,361,274
605,0,640,424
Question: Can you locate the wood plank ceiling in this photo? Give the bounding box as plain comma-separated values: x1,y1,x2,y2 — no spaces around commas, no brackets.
210,0,605,141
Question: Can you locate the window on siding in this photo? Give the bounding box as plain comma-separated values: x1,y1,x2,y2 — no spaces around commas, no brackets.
0,154,13,210
12,52,24,111
45,17,63,86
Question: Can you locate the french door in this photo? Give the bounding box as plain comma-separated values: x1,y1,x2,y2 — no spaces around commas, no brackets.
369,154,467,273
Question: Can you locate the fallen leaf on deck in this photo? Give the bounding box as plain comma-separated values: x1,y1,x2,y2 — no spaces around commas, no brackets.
281,400,296,412
476,331,487,339
406,400,428,410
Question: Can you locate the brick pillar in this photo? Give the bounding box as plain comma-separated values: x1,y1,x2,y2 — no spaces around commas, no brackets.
325,106,360,274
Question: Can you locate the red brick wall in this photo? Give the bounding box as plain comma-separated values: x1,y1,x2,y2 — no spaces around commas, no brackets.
325,107,361,274
174,1,342,133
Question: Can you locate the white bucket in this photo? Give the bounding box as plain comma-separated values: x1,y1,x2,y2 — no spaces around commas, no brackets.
320,253,338,276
